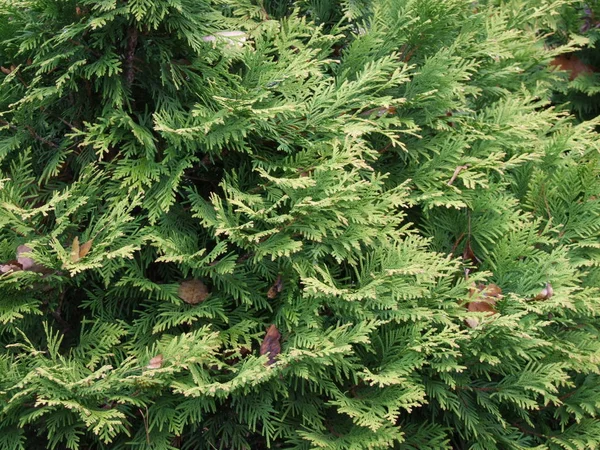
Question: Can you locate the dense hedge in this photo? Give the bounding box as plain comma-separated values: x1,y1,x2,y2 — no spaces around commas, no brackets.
0,1,599,449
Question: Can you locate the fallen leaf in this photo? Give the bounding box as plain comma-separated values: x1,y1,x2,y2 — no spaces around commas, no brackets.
260,324,281,366
267,286,277,299
70,237,94,263
359,106,397,117
0,260,22,274
146,354,163,369
468,283,501,311
17,245,36,270
533,282,553,301
550,54,595,80
267,275,283,299
16,245,48,273
70,237,80,262
464,317,480,328
297,168,314,178
79,239,93,259
462,239,480,264
178,279,209,304
0,66,11,75
465,283,502,328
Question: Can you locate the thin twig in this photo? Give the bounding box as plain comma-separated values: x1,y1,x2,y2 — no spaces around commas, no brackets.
68,38,102,58
139,407,150,444
450,233,466,255
0,119,58,148
511,422,546,439
447,164,469,186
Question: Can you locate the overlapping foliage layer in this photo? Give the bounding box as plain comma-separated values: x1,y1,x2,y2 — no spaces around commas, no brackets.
549,1,600,120
0,1,599,449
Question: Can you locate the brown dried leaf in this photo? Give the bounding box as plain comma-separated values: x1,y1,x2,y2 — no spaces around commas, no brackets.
267,275,283,299
16,245,48,273
465,283,502,328
468,283,501,311
178,279,209,305
146,354,163,370
16,245,36,270
479,283,501,296
462,240,479,264
267,285,278,299
550,55,595,81
69,237,94,263
260,324,281,366
464,317,480,328
0,260,22,274
360,106,397,117
70,237,81,262
468,298,497,313
533,282,553,301
79,239,93,259
0,66,11,75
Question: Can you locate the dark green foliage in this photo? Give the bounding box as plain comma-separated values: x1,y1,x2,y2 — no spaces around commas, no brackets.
550,1,600,120
0,0,599,449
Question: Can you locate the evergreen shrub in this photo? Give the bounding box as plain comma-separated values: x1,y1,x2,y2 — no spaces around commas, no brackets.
0,0,599,449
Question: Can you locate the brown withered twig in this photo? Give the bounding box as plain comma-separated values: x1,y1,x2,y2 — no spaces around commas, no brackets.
447,164,469,186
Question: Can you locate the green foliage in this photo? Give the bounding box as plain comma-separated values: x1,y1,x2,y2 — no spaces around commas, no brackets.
0,0,599,449
548,1,600,120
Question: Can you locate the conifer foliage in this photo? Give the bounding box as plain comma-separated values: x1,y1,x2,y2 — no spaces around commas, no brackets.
0,0,599,449
549,1,600,120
